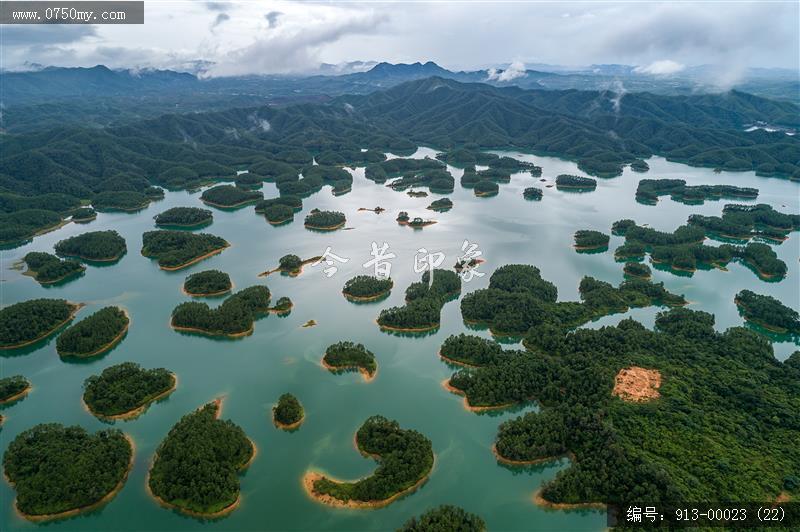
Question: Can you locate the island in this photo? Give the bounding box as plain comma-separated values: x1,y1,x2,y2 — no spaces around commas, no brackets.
263,204,295,225
630,159,650,172
427,198,453,212
0,375,31,404
573,230,610,250
735,289,800,334
22,251,85,284
71,207,97,223
407,190,429,198
377,270,461,333
200,185,263,208
439,333,503,367
396,211,411,224
523,187,543,200
555,174,597,190
474,180,499,197
460,167,481,188
83,362,176,420
688,203,799,241
148,400,255,517
0,299,82,350
636,179,759,205
171,285,271,337
303,416,433,508
322,341,378,381
272,393,304,430
408,217,437,229
623,262,652,279
54,230,127,262
154,206,213,228
3,424,132,521
259,254,322,277
141,230,229,270
254,195,303,218
56,306,129,358
93,190,153,212
399,505,485,532
270,297,293,315
358,206,386,214
478,167,511,183
342,275,393,302
304,209,346,231
183,269,232,296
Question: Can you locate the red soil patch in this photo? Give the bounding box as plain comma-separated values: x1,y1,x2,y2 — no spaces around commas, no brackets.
612,366,661,402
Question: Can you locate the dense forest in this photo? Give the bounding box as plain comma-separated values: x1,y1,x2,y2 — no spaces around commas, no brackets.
0,375,30,402
735,289,800,334
71,207,96,222
200,185,263,208
171,285,271,336
635,178,759,205
555,175,596,190
523,187,543,200
427,198,453,211
154,206,213,227
439,333,504,367
309,416,433,503
343,275,394,300
254,195,303,214
398,505,486,532
263,203,295,224
183,269,232,296
54,230,127,261
0,299,79,349
474,180,499,197
688,203,800,241
573,230,610,249
3,424,132,516
323,341,378,377
22,251,85,284
93,190,158,211
623,261,651,279
273,393,304,427
83,362,175,417
278,254,303,273
148,401,254,515
141,230,229,269
56,306,129,357
304,209,346,230
377,270,461,331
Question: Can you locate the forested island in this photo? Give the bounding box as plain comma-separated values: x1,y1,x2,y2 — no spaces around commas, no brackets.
635,179,759,205
735,289,800,334
0,375,31,404
71,207,97,223
408,217,437,228
304,209,346,231
154,206,213,227
200,185,263,208
573,230,610,250
259,254,321,277
141,230,229,270
83,362,176,419
396,211,410,224
0,299,81,349
399,505,486,532
234,172,263,188
439,334,504,367
255,195,303,225
629,159,650,172
273,393,304,429
3,424,133,520
623,262,652,279
523,187,543,200
474,180,499,197
56,306,129,358
688,203,799,242
271,296,293,315
148,400,254,516
183,269,232,296
377,270,461,332
93,190,157,212
54,230,127,262
171,285,271,337
427,198,453,212
22,251,85,284
303,416,433,508
555,175,597,190
322,341,378,381
342,275,393,301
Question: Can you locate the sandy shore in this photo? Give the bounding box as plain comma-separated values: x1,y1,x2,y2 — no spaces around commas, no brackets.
273,409,305,431
24,264,86,285
201,198,260,209
573,244,609,251
491,444,566,466
532,489,606,511
304,221,346,231
258,257,321,278
59,308,130,359
0,384,32,405
441,379,515,413
171,320,254,338
321,357,377,382
158,245,229,271
377,320,439,333
1,302,84,351
182,283,233,297
438,350,482,369
342,289,392,302
84,373,178,421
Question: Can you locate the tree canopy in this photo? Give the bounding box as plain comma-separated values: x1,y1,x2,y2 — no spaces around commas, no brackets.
56,306,129,357
83,362,175,417
55,230,127,261
0,298,78,348
141,230,228,269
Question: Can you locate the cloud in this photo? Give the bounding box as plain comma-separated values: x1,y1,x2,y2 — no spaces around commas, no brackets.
265,11,282,28
634,59,685,75
205,2,229,12
486,61,527,82
1,25,96,46
211,12,230,30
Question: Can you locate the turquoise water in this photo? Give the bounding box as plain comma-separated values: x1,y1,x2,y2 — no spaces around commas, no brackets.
1,149,798,531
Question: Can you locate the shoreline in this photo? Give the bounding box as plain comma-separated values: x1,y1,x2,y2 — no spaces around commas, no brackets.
171,321,254,339
438,350,482,369
273,409,305,431
24,264,86,285
532,489,606,511
182,284,233,297
201,198,260,209
0,302,84,351
267,216,293,225
377,320,440,333
321,356,377,382
735,299,792,334
58,309,130,359
304,221,346,231
441,379,516,413
259,256,321,278
0,385,32,405
491,444,567,466
155,218,212,229
157,245,229,271
573,244,608,251
342,289,392,302
84,373,178,421
58,251,124,263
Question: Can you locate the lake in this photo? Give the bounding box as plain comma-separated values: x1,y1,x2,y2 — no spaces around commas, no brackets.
1,149,798,531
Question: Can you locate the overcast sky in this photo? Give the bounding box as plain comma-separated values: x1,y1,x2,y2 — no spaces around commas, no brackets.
2,0,798,77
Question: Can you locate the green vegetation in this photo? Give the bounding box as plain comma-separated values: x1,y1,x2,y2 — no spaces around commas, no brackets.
636,179,758,205
474,180,499,196
623,262,651,279
304,209,346,230
574,230,610,250
272,297,293,313
523,187,543,200
3,424,132,517
460,264,684,336
254,195,303,213
0,375,30,402
0,299,79,349
308,416,433,504
555,175,597,190
184,269,232,296
71,207,96,222
55,230,127,261
0,209,65,246
171,285,271,336
22,252,84,284
141,230,228,269
273,393,304,427
56,306,128,358
234,172,263,188
630,159,649,172
688,203,800,241
83,363,175,417
399,505,486,532
440,334,504,366
366,158,444,185
460,167,481,188
343,275,393,300
396,211,410,224
278,254,303,273
148,401,253,515
200,185,263,208
735,290,800,334
92,190,152,211
427,198,453,211
323,341,377,378
377,270,461,331
154,206,212,227
264,204,295,224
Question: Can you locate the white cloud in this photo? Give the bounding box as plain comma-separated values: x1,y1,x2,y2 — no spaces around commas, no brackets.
486,61,527,82
634,59,685,75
